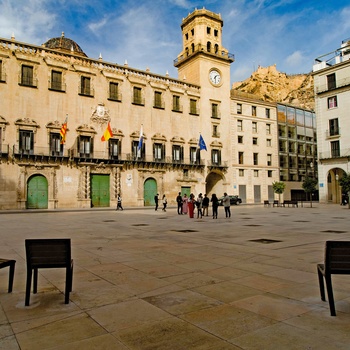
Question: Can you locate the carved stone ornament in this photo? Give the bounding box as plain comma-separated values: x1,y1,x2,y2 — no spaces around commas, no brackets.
91,103,110,125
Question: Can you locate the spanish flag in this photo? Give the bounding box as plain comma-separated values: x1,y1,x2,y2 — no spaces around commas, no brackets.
60,116,68,144
101,122,113,141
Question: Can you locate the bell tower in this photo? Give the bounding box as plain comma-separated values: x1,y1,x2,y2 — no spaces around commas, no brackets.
174,8,234,91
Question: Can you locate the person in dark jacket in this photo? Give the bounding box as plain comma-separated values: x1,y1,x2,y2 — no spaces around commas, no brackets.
211,194,219,219
154,193,159,211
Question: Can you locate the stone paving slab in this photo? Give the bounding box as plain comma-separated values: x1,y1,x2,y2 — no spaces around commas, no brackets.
0,204,350,349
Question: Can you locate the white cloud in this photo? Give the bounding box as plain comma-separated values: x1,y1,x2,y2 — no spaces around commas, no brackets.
285,51,304,67
0,0,55,43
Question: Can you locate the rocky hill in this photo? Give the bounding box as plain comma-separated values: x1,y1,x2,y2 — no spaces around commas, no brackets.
231,65,315,111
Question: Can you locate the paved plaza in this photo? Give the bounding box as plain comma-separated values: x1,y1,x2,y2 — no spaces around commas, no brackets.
0,203,350,349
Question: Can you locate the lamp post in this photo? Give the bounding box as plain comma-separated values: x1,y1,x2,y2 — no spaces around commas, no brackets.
335,171,339,204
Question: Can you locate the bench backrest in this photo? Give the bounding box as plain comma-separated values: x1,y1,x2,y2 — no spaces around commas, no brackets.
25,239,71,269
325,241,350,274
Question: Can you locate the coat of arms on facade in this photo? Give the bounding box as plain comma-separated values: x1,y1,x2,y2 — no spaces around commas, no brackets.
91,103,110,125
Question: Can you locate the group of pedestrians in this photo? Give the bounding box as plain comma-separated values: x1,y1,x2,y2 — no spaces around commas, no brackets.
154,193,168,211
174,191,231,219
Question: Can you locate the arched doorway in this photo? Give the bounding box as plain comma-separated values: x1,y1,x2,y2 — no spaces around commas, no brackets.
144,178,157,206
205,171,224,196
327,168,345,204
27,175,48,209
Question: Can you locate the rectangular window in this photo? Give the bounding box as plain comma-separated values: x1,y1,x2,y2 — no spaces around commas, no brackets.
267,154,272,166
331,140,340,157
154,91,164,108
266,139,272,147
211,149,221,165
327,73,336,90
109,82,120,101
190,99,198,115
133,86,144,105
79,136,92,157
268,170,273,178
329,118,339,136
239,169,244,177
253,153,258,165
252,137,258,145
237,120,243,132
252,106,257,116
265,108,270,118
252,122,257,133
19,130,34,155
50,133,63,156
153,143,164,161
109,139,119,159
238,135,243,144
212,125,219,137
80,76,91,96
254,170,259,177
212,103,219,118
207,27,211,34
238,152,244,164
132,140,145,159
51,70,63,91
190,146,199,164
172,145,183,163
21,65,34,86
328,96,337,109
266,124,271,135
237,103,242,114
172,95,181,112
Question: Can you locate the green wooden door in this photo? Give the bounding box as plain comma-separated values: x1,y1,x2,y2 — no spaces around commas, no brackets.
91,175,110,207
27,175,48,209
144,178,157,206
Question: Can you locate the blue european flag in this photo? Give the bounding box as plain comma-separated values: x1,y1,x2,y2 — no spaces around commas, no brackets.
199,134,207,151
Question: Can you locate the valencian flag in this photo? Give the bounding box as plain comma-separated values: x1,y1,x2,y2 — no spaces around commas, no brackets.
101,122,113,141
137,124,143,158
198,134,207,151
60,116,68,144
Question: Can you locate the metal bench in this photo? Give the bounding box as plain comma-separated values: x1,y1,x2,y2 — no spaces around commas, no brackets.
25,239,73,306
317,241,350,316
0,259,16,293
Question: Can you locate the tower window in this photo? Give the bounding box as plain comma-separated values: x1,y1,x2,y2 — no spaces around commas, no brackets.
214,29,218,37
185,33,188,40
207,27,211,34
191,29,194,36
207,41,211,52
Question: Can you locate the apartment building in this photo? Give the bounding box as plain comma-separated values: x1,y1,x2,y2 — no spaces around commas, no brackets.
312,38,350,204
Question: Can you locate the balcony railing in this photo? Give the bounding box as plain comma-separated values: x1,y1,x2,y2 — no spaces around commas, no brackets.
325,128,341,138
49,81,66,92
315,76,350,94
12,145,70,158
174,43,234,66
318,148,350,160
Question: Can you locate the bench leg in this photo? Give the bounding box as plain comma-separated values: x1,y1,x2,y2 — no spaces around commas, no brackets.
33,268,38,294
25,269,32,306
317,266,325,301
325,275,336,316
8,261,15,293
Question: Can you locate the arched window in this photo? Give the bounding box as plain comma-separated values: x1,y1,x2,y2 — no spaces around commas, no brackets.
207,41,211,52
214,44,219,54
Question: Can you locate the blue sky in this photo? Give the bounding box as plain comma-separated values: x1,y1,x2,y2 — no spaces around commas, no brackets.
0,0,349,84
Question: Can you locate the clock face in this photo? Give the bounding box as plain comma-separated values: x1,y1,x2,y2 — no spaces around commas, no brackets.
209,70,221,85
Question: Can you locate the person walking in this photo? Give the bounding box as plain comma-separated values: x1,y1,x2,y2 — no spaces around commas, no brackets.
223,192,231,218
116,194,123,210
176,192,183,214
162,194,167,211
188,193,195,218
211,193,219,219
154,193,159,211
202,194,209,216
182,194,188,214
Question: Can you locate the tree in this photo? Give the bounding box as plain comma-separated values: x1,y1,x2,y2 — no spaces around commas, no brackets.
302,176,318,208
272,181,286,204
339,172,350,209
